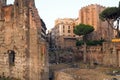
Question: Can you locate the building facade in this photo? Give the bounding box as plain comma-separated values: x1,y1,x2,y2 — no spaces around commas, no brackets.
0,0,48,80
79,4,113,40
50,18,77,50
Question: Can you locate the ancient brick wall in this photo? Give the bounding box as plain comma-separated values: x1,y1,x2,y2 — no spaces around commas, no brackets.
86,46,103,64
85,43,120,67
77,44,120,67
0,0,48,80
102,42,119,67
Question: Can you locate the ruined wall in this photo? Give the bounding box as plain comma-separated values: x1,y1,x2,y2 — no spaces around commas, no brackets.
78,43,120,67
0,0,48,80
102,42,119,67
0,5,28,80
86,46,103,64
86,42,120,67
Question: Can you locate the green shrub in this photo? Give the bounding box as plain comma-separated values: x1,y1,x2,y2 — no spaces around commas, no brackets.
76,39,105,46
76,40,84,46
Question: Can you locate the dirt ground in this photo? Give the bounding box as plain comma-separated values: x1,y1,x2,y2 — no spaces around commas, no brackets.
50,63,120,80
70,68,120,80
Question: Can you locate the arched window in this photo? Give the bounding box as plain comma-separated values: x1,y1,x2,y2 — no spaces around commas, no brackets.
8,50,15,66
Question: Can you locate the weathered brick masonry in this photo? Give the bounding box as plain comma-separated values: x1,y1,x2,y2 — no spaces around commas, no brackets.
0,0,48,80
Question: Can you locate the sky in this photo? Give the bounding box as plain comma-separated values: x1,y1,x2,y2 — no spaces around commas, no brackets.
7,0,120,30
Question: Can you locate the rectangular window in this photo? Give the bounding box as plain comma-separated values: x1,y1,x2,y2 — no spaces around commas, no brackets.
73,26,75,29
68,30,70,33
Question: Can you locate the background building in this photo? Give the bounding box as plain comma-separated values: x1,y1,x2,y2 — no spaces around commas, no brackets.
78,4,114,40
50,18,77,50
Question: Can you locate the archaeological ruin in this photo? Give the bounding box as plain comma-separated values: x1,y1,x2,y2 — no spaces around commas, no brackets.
0,0,48,80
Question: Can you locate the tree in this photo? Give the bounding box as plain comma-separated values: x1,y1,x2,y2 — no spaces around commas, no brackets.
73,23,94,63
99,3,120,38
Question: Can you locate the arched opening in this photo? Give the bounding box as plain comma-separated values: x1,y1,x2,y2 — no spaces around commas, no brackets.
8,50,15,66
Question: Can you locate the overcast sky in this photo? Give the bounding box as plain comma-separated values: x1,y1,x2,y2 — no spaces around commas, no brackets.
7,0,120,30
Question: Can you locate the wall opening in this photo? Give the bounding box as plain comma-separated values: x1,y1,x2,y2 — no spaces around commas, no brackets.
8,50,15,66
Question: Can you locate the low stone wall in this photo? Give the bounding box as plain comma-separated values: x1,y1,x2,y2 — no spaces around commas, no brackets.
54,71,74,80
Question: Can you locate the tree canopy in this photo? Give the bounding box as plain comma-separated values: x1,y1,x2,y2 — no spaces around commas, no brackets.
73,23,94,36
99,7,119,21
76,39,105,46
99,2,120,38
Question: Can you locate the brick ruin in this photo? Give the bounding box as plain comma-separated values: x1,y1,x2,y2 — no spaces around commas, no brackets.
76,42,120,67
0,0,48,80
53,43,120,80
